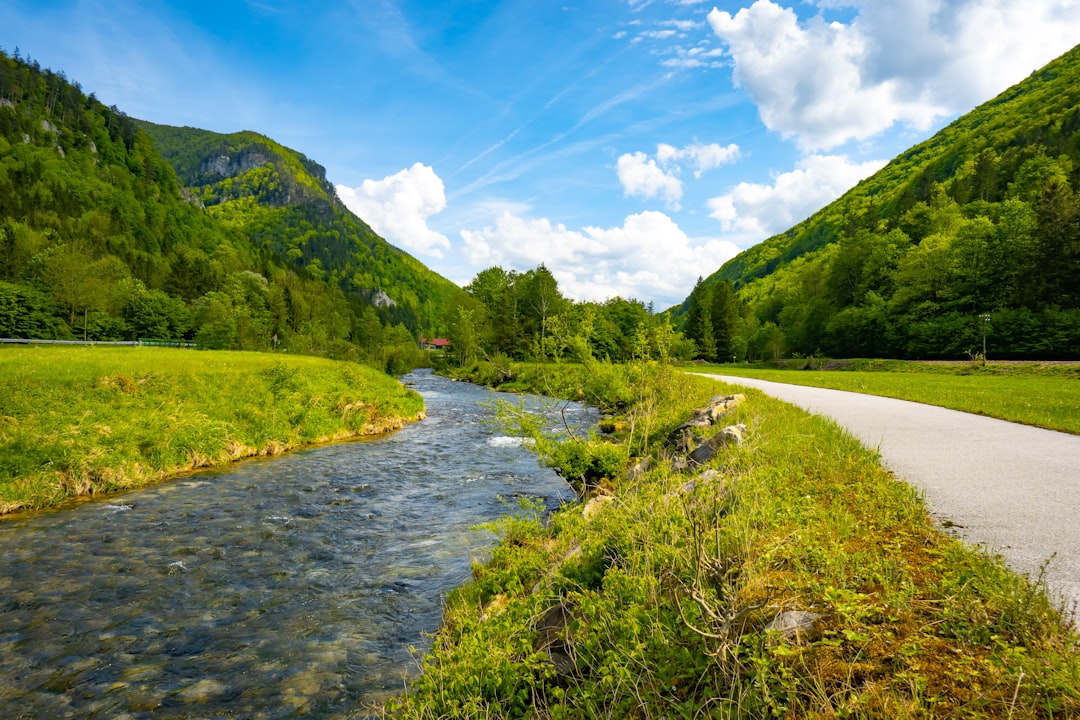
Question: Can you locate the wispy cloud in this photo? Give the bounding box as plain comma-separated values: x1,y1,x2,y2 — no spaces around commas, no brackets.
659,19,701,31
453,73,676,200
636,29,677,41
454,127,522,176
576,72,674,128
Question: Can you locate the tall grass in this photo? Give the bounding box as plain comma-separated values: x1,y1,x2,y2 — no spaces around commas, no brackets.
0,345,424,514
386,361,1079,719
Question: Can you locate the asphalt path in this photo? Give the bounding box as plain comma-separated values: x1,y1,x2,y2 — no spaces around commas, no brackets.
696,373,1080,618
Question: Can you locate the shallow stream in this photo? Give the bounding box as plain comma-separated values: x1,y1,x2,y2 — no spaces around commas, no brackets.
0,370,593,719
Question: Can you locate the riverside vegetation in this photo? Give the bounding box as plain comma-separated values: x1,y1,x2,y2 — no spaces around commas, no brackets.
0,344,424,514
385,358,1080,719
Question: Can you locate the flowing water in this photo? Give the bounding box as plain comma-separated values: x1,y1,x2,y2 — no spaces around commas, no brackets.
0,370,594,719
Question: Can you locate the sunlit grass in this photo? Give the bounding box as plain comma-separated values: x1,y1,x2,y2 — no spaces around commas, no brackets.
386,360,1079,719
692,360,1080,435
0,345,424,514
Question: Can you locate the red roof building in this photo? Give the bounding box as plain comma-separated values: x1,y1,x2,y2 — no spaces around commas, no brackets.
419,337,451,350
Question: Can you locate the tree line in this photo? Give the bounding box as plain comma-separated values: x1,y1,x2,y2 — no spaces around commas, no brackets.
727,149,1080,360
445,264,694,367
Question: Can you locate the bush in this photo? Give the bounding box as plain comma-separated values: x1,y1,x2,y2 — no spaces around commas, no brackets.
547,438,627,493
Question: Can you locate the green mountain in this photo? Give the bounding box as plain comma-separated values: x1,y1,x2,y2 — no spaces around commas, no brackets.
678,44,1080,360
0,48,465,367
137,122,464,334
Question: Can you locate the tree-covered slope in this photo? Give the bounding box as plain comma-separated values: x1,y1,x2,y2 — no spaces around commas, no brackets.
0,50,250,341
679,43,1080,360
138,122,467,333
0,48,463,367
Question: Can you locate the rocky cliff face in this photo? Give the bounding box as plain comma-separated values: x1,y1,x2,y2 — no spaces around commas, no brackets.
192,143,323,208
201,148,271,178
370,289,396,308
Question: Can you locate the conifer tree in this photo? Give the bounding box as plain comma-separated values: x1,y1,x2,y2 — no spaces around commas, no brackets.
683,277,716,361
710,279,740,363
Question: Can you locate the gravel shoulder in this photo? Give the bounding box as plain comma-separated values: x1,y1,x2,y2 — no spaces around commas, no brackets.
697,373,1080,619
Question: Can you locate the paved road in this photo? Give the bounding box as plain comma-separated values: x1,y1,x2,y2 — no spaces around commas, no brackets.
697,374,1080,618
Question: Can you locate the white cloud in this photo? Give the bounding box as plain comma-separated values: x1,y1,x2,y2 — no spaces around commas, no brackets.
659,19,702,31
660,43,725,69
336,163,451,258
460,210,741,308
708,153,886,241
657,141,741,178
708,0,1080,150
616,140,741,206
639,29,678,40
616,151,684,208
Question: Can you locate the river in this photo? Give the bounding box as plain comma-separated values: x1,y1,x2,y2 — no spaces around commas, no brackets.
0,370,594,719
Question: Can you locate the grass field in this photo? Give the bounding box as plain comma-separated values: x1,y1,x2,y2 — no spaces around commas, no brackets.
0,345,424,514
690,360,1080,435
386,360,1079,719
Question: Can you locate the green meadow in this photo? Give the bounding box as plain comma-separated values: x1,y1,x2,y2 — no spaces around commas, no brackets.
0,345,424,514
692,360,1080,435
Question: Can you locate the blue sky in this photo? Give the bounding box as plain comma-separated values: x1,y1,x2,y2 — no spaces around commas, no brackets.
3,1,1079,309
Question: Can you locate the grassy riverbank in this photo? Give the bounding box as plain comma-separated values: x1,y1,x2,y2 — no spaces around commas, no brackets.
384,360,1078,719
693,359,1080,435
0,345,424,515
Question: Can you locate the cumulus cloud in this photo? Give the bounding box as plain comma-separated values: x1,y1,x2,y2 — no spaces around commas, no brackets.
460,210,741,308
336,163,451,258
708,0,1080,150
616,151,684,208
708,153,886,241
617,140,741,207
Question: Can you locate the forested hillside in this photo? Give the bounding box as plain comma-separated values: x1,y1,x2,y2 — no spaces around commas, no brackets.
138,122,466,334
0,48,463,370
679,43,1080,360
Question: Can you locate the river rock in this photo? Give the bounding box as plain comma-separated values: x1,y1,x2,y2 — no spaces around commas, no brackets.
582,494,614,521
529,543,582,595
704,394,745,420
664,394,745,450
534,601,578,677
624,457,651,482
177,678,229,703
688,424,747,466
480,593,511,621
765,610,821,644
